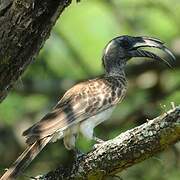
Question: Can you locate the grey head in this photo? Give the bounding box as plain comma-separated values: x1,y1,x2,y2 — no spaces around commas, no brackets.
102,35,176,75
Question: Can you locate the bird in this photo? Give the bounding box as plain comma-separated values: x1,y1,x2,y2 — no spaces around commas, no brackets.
0,35,175,180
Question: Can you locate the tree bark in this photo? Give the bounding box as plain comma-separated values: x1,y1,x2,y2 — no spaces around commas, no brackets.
36,106,180,180
0,0,72,102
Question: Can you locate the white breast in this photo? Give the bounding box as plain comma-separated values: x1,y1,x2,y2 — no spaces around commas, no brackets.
79,107,115,140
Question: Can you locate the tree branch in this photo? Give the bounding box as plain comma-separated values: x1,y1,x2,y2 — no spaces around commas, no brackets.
0,0,73,102
37,106,180,180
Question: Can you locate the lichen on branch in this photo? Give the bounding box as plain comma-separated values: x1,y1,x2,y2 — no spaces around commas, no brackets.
38,106,180,180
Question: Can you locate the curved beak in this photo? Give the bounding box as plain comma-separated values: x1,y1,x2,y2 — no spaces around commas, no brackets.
129,36,176,67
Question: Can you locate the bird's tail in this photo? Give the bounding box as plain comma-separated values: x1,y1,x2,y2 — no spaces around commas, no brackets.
0,136,52,180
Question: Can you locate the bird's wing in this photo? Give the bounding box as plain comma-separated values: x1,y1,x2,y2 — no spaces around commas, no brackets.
23,77,125,145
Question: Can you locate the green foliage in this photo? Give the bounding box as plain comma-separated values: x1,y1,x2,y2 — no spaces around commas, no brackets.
0,93,48,124
0,93,25,124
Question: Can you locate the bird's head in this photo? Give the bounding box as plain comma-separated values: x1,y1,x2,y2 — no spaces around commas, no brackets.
102,35,175,75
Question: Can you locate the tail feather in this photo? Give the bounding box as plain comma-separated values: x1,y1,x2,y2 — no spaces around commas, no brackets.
0,136,52,180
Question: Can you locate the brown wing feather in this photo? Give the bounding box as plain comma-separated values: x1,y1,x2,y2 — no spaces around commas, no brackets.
23,83,89,144
23,77,126,145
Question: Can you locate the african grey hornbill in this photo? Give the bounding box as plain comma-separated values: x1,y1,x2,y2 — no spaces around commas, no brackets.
0,35,175,180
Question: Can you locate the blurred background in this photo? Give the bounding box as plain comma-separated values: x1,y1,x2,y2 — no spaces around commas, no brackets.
0,0,180,179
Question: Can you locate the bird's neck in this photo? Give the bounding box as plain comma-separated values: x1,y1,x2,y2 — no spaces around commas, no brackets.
103,55,126,78
105,65,126,78
104,66,127,89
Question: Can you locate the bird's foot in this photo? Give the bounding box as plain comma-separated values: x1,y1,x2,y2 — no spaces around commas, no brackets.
93,136,105,149
73,148,84,160
93,136,105,143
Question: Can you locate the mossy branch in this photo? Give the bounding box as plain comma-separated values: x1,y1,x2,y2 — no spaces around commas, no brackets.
37,106,180,180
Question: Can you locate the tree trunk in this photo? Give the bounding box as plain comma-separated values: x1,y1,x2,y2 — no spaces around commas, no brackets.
0,0,72,102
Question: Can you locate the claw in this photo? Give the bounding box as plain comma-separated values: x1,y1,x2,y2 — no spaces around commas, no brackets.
93,136,105,149
73,148,84,160
93,136,105,143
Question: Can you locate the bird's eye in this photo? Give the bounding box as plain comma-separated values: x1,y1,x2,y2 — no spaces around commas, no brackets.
122,40,130,48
